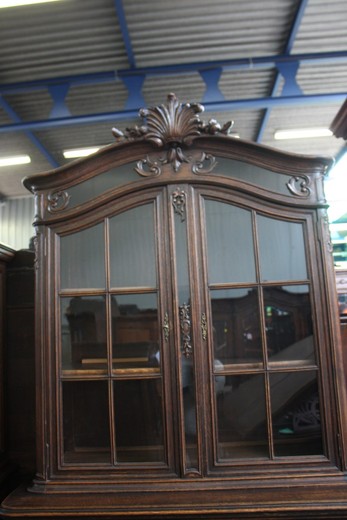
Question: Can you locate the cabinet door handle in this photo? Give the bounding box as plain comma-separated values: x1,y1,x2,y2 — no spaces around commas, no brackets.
180,304,192,358
163,312,170,341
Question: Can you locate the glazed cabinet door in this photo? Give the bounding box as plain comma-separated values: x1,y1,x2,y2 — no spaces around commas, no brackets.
196,187,331,476
55,189,178,475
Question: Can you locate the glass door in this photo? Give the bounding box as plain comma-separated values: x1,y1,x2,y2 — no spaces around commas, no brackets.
58,190,176,471
199,192,324,470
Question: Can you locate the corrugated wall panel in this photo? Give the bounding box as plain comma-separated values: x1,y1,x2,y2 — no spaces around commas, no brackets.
0,197,35,250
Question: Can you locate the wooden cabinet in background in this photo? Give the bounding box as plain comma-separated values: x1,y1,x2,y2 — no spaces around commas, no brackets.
0,244,14,499
2,95,347,518
0,247,36,501
5,250,36,477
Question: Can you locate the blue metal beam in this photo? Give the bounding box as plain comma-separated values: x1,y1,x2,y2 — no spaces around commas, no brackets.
121,74,145,109
200,68,224,102
115,50,347,76
0,93,345,134
0,72,118,95
256,0,309,143
0,95,59,167
48,83,71,118
284,0,309,55
1,50,347,95
113,0,136,68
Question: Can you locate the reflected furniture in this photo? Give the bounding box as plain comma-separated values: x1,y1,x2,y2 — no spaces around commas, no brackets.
2,95,347,518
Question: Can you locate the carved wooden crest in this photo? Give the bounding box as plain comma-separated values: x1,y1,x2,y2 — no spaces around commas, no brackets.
112,93,233,172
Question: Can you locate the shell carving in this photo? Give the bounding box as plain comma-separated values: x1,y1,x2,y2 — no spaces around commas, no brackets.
140,93,204,147
112,93,233,172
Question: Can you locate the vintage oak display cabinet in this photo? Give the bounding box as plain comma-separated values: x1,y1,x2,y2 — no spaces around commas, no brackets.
2,94,347,518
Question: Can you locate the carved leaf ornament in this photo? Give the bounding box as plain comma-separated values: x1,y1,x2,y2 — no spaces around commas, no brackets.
112,93,233,172
46,94,311,215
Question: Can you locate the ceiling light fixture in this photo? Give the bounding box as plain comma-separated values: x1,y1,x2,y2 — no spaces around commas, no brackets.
63,147,101,159
274,128,333,140
0,155,31,167
0,0,61,7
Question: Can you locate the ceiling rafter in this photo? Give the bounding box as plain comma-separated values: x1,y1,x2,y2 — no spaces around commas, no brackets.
1,50,347,96
113,0,136,69
256,0,309,142
0,95,59,167
1,92,346,134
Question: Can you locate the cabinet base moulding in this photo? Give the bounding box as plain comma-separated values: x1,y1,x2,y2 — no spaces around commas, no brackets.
3,479,347,519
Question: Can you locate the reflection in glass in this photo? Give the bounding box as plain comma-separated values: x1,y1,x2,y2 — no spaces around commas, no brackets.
66,162,140,209
174,207,198,470
114,379,165,463
211,157,293,196
60,223,105,289
264,286,315,365
63,381,111,464
205,200,256,284
109,204,156,288
270,372,323,456
211,288,262,365
61,296,107,374
257,215,307,282
215,374,268,460
112,293,159,372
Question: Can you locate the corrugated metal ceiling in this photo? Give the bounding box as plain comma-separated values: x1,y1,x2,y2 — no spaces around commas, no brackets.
0,0,346,197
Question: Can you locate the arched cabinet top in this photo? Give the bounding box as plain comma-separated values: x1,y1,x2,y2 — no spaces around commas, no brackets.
23,94,333,224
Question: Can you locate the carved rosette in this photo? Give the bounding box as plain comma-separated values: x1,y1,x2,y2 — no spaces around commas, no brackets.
47,189,71,213
112,93,233,173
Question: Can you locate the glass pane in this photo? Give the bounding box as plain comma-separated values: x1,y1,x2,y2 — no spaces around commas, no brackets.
215,374,268,460
60,223,105,289
211,288,263,365
114,379,165,463
205,200,256,284
61,296,107,374
62,381,110,464
270,372,323,456
210,157,293,196
109,204,156,288
112,293,159,373
264,285,315,366
66,162,140,209
174,206,198,471
257,215,307,282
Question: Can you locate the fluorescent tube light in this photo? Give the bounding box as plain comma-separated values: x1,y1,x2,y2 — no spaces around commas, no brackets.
0,155,31,167
63,147,101,159
274,128,333,140
0,0,61,7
